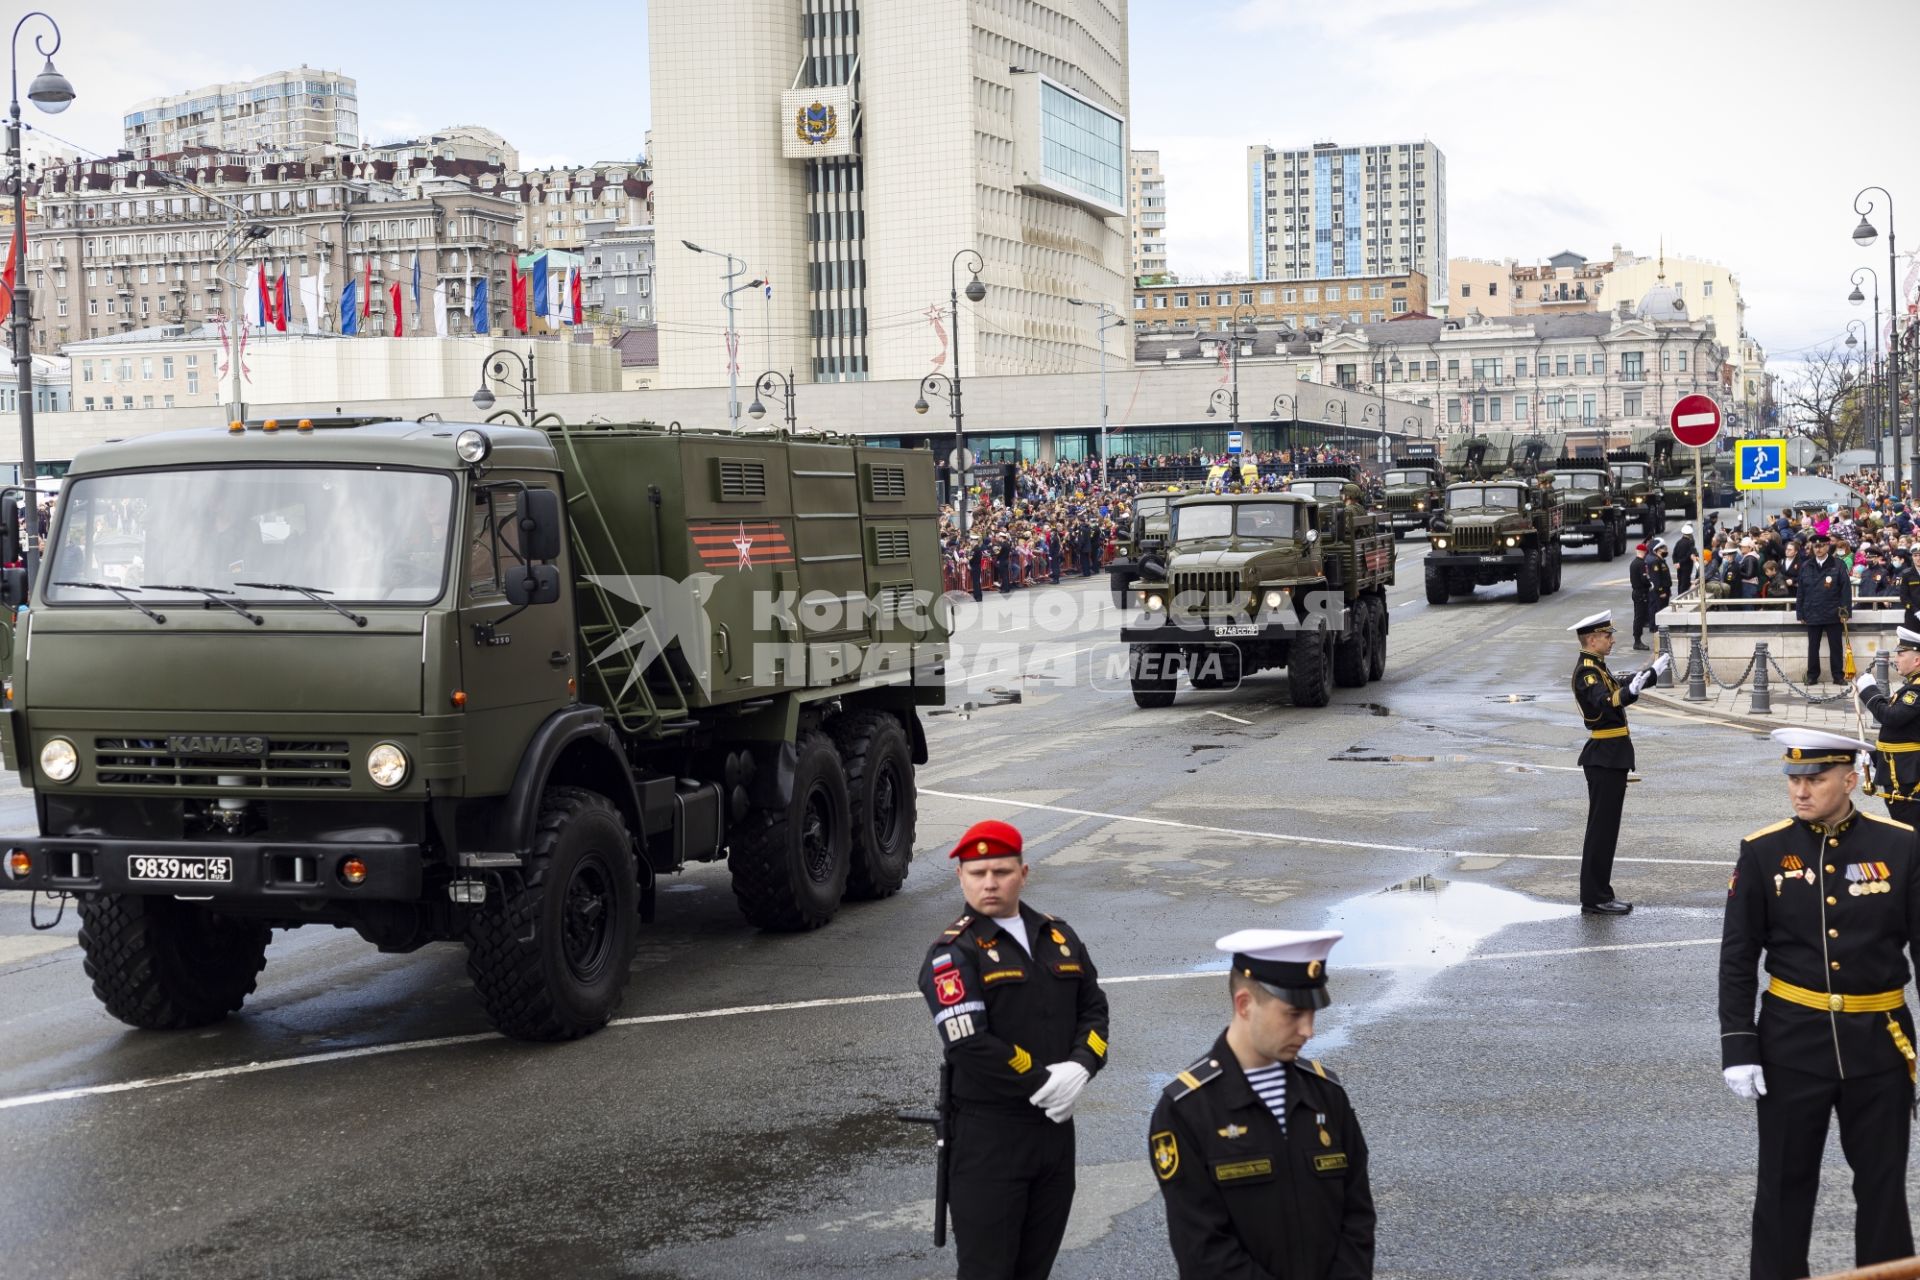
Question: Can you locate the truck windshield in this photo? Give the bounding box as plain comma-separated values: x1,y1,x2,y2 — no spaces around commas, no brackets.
1174,503,1296,541
1447,487,1521,509
1383,471,1423,486
1135,496,1171,533
1551,472,1604,490
1614,464,1648,480
45,467,455,605
1287,481,1347,498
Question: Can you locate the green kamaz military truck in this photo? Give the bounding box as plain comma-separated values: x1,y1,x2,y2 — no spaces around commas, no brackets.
1119,487,1394,709
1542,457,1628,561
1424,477,1569,604
1379,444,1445,539
0,418,947,1041
1606,449,1665,536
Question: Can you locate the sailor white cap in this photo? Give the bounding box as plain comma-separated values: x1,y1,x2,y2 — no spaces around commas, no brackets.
1898,626,1920,651
1771,727,1871,776
1216,929,1343,1011
1568,610,1612,635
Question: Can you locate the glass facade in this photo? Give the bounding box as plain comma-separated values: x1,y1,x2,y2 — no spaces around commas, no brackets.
1039,82,1124,212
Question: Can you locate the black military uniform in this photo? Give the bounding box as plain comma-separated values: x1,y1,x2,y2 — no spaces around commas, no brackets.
1720,736,1920,1280
1674,528,1698,595
919,888,1110,1279
1795,540,1853,683
1629,550,1652,648
1860,627,1920,829
1571,610,1655,913
1149,931,1374,1279
1649,544,1673,616
1897,553,1920,631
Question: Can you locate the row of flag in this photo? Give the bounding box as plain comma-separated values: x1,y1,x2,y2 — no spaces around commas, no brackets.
238,250,586,337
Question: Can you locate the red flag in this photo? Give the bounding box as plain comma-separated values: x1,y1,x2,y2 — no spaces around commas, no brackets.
390,281,404,338
511,259,528,333
363,258,372,318
0,226,21,329
275,274,289,332
571,268,582,324
258,262,274,327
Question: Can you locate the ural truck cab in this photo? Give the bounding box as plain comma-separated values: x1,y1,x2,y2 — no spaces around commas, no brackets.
1424,478,1568,604
2,418,947,1041
1543,458,1628,560
1379,451,1446,539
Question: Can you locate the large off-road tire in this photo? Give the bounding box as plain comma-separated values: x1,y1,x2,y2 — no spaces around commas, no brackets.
1366,595,1388,680
466,786,639,1041
1333,608,1370,687
1448,571,1476,598
1187,645,1243,691
1130,643,1179,708
834,712,916,902
1288,625,1334,708
1515,548,1542,603
728,730,852,931
77,894,271,1030
1544,546,1562,594
1597,526,1615,561
1424,564,1448,605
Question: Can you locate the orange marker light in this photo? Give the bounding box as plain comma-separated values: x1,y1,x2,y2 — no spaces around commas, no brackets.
5,849,28,879
340,857,368,886
566,678,576,696
262,419,279,432
451,690,468,708
228,420,245,434
297,418,314,432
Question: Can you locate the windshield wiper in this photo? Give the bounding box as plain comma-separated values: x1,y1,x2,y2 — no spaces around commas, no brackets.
52,581,167,624
146,584,265,627
233,582,368,627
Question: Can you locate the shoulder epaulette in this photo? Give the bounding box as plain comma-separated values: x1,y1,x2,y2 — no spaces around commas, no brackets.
1305,1058,1341,1085
1861,812,1917,833
1163,1053,1224,1102
1744,819,1794,842
936,913,974,944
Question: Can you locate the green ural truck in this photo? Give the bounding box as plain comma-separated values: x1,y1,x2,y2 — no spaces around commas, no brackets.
0,418,947,1041
1378,446,1446,540
1606,449,1666,536
1423,477,1569,604
1119,487,1394,709
1108,485,1196,607
1542,457,1629,561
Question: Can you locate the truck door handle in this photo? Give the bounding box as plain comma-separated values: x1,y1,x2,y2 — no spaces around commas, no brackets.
550,650,572,667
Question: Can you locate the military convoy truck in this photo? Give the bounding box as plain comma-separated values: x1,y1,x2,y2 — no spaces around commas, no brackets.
1423,477,1570,604
0,418,946,1041
1542,457,1629,561
1606,449,1666,536
1109,485,1192,607
1378,447,1447,539
1120,484,1394,709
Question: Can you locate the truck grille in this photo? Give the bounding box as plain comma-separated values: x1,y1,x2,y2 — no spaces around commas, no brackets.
1448,525,1496,552
93,737,354,790
1171,570,1244,612
1385,494,1415,512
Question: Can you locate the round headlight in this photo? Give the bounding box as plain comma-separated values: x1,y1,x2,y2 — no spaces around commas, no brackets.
1506,536,1518,547
1414,501,1425,510
1263,589,1287,610
1434,537,1448,549
455,429,492,464
366,742,410,789
39,737,76,783
1144,593,1166,613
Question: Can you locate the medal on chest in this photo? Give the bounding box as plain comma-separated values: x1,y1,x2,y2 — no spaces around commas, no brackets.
1051,927,1070,957
1317,1113,1332,1148
1847,862,1893,896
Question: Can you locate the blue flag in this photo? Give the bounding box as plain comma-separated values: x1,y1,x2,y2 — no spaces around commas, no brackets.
411,251,421,313
471,279,489,335
531,253,549,319
341,279,358,336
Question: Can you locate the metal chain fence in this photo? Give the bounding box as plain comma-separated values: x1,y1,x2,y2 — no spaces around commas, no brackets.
1762,653,1860,705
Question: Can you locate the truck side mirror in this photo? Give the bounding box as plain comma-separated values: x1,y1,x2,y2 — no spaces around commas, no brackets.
515,488,563,562
0,493,21,567
505,562,561,607
0,567,23,607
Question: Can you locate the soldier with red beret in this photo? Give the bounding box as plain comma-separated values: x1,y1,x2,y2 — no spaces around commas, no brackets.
917,819,1111,1280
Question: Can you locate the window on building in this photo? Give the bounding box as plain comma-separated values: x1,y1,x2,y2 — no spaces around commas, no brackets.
1242,291,1254,305
186,371,199,394
1554,354,1568,376
1593,353,1605,376
1678,350,1688,372
163,395,174,408
1624,391,1642,416
1461,283,1471,298
1662,350,1672,371
1282,288,1296,303
1703,280,1714,297
1305,287,1319,303
1426,360,1438,379
141,358,153,381
1514,357,1528,378
162,357,173,379
1447,359,1460,380
1447,398,1461,424
1153,296,1167,309
1487,282,1497,296
1174,293,1189,308
1574,355,1587,375
1391,298,1408,315
1196,292,1210,307
86,299,97,315
1370,311,1384,323
81,360,92,382
1488,397,1502,423
1546,395,1562,421
1514,394,1528,420
1133,295,1145,310
120,360,132,380
1582,395,1597,423
121,396,132,410
142,395,154,408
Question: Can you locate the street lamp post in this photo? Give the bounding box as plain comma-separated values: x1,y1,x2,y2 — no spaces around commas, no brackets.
748,369,798,432
1850,268,1883,472
1327,399,1349,455
916,248,986,535
1853,188,1903,500
1847,322,1877,472
683,240,761,428
7,10,71,585
1068,297,1122,490
1269,393,1297,466
470,347,537,423
1205,303,1257,438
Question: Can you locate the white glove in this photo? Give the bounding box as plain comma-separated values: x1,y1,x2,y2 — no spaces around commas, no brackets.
1628,670,1651,695
1653,652,1673,677
1856,672,1880,695
1029,1061,1090,1122
1723,1064,1768,1100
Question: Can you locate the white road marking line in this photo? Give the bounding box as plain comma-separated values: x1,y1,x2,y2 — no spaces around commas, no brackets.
0,936,1721,1112
1393,600,1420,608
917,788,1732,866
1206,710,1254,725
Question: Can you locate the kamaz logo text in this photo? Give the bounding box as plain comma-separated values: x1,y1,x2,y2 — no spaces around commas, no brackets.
165,734,268,757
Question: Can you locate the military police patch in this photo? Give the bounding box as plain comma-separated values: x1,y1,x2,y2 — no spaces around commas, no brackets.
1151,1130,1180,1180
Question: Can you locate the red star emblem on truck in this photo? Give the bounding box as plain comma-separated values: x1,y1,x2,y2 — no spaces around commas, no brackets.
733,522,754,570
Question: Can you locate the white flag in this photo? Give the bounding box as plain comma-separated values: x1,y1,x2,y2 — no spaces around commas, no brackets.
432,282,449,338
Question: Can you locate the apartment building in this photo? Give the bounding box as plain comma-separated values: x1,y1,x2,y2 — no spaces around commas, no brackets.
124,69,358,157
1130,149,1167,282
1247,138,1447,301
1133,271,1429,333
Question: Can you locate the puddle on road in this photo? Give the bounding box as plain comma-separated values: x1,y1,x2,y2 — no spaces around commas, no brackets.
1188,743,1225,755
1486,693,1538,703
1342,702,1393,717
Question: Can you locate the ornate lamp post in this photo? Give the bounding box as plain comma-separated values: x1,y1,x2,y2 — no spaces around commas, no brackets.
748,369,798,432
1850,268,1883,472
471,347,537,423
916,248,986,533
1853,187,1903,498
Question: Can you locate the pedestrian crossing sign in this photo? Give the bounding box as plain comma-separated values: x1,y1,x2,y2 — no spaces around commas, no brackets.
1733,439,1786,491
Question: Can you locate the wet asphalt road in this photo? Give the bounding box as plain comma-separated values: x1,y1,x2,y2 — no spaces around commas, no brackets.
0,531,1912,1279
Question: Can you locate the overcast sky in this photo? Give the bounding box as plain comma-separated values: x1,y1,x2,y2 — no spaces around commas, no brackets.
51,0,1920,364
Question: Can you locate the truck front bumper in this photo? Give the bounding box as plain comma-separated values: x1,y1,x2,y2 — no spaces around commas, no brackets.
0,836,425,901
1425,551,1524,569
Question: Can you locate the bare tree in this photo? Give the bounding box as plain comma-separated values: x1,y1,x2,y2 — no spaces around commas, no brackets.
1784,343,1868,459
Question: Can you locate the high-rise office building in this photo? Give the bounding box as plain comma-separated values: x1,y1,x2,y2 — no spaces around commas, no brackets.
124,69,359,157
1130,149,1167,282
1246,139,1446,303
650,0,1131,398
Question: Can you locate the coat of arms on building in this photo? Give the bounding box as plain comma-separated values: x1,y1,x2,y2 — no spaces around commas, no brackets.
795,101,838,146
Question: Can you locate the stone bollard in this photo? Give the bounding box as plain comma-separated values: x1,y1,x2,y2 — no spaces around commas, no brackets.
1748,641,1772,716
1875,649,1891,695
1656,631,1675,688
1685,635,1708,702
